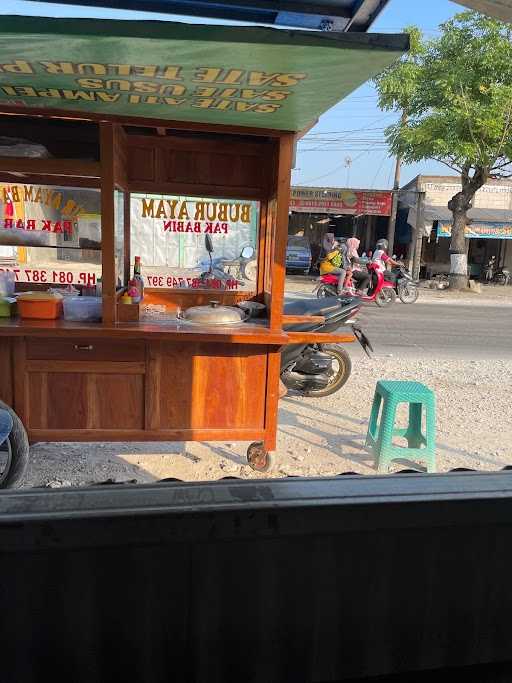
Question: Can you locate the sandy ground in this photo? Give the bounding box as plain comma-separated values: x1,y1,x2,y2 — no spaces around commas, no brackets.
26,352,512,488
23,278,512,487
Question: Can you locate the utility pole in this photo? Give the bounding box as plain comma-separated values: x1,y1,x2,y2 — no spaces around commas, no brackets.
386,113,406,256
387,153,401,256
344,156,352,187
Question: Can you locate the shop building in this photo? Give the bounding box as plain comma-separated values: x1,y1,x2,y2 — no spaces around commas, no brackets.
288,186,392,267
398,175,512,279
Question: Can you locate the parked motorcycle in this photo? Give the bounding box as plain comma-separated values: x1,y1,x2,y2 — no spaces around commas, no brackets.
314,262,396,307
493,268,511,286
199,240,257,286
198,235,253,288
387,264,419,303
281,296,372,397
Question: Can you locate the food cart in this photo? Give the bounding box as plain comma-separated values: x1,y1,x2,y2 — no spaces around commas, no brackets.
0,16,407,476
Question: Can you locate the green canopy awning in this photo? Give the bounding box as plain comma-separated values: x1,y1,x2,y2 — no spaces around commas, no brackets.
0,16,408,132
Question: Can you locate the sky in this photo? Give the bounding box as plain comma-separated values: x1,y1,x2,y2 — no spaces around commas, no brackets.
1,0,466,190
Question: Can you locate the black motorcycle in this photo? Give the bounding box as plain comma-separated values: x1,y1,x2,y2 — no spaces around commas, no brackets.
280,296,371,398
387,264,419,304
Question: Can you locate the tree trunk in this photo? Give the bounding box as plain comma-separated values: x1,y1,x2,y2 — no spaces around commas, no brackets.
447,168,488,290
449,204,469,290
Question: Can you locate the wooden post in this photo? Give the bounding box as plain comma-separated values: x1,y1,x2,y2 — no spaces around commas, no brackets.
123,190,131,286
263,134,294,453
269,133,294,330
100,122,117,324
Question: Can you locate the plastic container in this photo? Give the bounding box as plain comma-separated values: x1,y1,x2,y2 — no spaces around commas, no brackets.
63,296,102,322
18,292,63,320
0,297,16,318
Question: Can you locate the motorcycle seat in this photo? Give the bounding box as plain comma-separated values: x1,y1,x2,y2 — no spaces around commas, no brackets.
284,296,359,319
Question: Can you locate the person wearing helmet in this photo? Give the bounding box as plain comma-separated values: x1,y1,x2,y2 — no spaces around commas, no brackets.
372,238,400,273
320,238,350,294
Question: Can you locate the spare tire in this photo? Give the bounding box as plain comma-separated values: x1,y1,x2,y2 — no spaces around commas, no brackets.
0,400,29,488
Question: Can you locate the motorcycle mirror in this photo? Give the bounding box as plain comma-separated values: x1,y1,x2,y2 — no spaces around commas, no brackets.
241,245,254,259
205,234,214,254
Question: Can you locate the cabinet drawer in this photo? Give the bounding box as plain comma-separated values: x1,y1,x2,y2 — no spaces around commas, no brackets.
26,338,146,362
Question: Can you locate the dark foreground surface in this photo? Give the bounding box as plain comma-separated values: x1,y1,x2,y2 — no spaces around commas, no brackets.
2,472,512,682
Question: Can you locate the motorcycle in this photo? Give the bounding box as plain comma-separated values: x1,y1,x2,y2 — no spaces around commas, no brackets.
198,235,254,289
199,242,257,287
280,295,372,398
314,262,396,307
387,264,419,303
493,268,511,286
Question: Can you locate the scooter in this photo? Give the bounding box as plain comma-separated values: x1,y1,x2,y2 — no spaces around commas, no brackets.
493,268,511,286
314,262,396,307
199,238,256,288
280,295,372,398
387,264,419,303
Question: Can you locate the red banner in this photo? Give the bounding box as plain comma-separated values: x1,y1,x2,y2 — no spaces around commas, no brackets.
290,188,392,216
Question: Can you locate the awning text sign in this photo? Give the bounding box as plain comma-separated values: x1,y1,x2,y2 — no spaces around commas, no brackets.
437,221,512,239
0,16,407,131
290,187,392,216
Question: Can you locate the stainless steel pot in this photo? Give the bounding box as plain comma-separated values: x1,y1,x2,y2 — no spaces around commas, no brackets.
177,300,248,325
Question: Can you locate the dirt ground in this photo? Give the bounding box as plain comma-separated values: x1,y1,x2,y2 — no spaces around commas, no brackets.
26,342,512,488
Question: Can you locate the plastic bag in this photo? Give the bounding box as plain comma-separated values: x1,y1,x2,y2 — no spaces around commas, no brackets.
0,271,15,297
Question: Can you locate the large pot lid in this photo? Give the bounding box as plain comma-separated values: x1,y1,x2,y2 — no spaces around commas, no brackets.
178,301,246,325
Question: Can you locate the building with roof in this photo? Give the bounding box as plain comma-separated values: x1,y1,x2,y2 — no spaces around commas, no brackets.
399,175,512,279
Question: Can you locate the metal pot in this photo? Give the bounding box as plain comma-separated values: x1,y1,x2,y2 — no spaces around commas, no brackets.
177,300,248,325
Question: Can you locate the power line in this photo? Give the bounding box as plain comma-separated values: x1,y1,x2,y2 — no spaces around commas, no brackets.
299,150,370,185
370,153,390,189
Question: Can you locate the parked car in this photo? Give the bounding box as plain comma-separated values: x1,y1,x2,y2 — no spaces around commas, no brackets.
286,235,312,274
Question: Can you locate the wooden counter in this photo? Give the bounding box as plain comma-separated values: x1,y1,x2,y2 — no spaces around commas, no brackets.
0,319,289,345
0,321,287,446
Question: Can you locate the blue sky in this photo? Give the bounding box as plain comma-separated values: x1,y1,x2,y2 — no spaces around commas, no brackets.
2,0,465,189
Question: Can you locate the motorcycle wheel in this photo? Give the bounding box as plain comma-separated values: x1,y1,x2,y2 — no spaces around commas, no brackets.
316,284,337,299
375,288,396,307
302,345,352,398
0,400,29,488
398,282,419,304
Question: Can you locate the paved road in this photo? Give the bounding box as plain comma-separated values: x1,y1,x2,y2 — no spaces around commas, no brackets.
357,301,512,359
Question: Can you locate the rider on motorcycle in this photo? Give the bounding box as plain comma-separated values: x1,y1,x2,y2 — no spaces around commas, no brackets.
372,238,400,273
345,236,370,293
320,239,350,294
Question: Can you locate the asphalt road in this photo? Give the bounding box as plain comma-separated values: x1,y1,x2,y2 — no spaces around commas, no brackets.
356,301,512,359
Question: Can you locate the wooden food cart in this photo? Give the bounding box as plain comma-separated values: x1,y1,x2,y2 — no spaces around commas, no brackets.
0,16,407,474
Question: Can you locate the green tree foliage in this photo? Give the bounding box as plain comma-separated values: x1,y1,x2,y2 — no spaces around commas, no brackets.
374,12,512,287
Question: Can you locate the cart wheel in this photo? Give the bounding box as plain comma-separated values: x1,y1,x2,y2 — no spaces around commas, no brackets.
247,442,271,472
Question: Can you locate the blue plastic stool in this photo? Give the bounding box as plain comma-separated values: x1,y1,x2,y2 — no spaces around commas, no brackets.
365,380,436,473
0,409,12,447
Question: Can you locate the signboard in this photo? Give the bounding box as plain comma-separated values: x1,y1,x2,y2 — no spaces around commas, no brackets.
437,221,512,239
0,16,407,132
290,187,392,216
130,194,259,290
0,183,102,285
0,183,97,247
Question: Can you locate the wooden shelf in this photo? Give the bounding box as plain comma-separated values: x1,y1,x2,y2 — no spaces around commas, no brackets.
0,157,100,178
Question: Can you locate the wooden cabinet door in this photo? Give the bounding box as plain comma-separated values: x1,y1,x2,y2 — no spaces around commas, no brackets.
26,370,144,433
147,341,267,431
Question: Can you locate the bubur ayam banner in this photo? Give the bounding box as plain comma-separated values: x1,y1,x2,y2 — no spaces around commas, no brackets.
0,16,407,131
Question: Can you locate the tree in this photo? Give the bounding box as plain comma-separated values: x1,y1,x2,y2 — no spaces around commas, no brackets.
374,12,512,289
